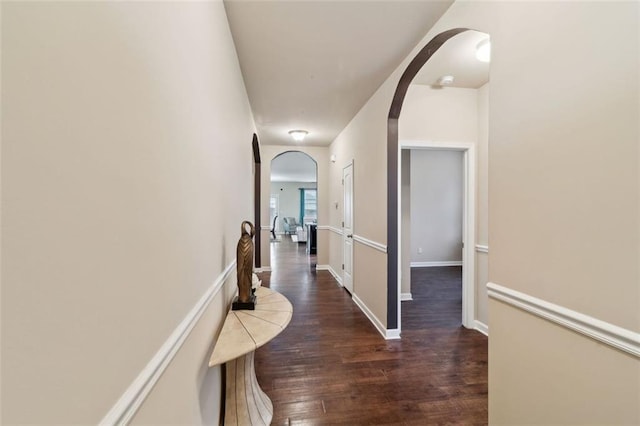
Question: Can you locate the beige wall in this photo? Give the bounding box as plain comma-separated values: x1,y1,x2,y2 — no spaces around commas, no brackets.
328,0,639,421
486,3,639,421
399,85,478,142
329,89,391,327
489,299,640,424
476,82,489,325
260,146,329,269
488,1,639,331
2,2,255,423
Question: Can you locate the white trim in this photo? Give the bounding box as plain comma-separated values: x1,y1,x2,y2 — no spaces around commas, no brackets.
327,226,343,236
352,293,400,340
474,320,489,336
255,266,271,273
400,292,413,301
316,225,329,231
488,282,640,358
315,264,343,287
401,140,476,150
352,235,387,253
385,328,401,339
99,261,236,425
475,244,489,253
398,140,476,332
410,261,463,268
260,226,271,231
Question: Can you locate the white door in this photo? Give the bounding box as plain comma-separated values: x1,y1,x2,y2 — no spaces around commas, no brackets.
343,162,354,294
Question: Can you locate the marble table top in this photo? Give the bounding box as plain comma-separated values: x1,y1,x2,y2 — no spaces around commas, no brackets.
209,286,293,367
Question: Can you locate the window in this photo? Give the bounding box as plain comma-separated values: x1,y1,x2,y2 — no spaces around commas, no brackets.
300,189,317,224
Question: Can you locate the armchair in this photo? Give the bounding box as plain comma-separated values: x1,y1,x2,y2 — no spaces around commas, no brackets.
283,217,299,235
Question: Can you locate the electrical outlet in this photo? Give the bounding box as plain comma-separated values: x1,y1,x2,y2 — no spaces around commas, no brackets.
418,247,423,254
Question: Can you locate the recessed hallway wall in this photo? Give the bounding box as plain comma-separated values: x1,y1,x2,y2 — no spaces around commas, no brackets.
327,1,639,423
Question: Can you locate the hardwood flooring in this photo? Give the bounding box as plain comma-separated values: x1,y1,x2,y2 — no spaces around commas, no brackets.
255,239,487,425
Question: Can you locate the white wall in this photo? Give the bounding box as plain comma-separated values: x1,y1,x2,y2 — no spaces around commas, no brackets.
270,181,316,233
410,150,464,265
2,2,255,423
400,150,411,297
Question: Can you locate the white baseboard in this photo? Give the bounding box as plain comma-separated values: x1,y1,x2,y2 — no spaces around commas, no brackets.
255,266,271,273
99,261,236,425
488,282,640,358
411,261,463,268
400,292,413,301
385,328,401,339
316,264,343,287
352,293,400,340
474,320,489,336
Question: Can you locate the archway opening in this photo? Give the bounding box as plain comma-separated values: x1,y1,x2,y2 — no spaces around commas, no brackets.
269,151,318,267
388,28,490,335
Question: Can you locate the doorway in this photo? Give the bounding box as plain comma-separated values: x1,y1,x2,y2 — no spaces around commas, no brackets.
399,143,476,330
270,151,318,266
389,28,490,334
342,161,354,294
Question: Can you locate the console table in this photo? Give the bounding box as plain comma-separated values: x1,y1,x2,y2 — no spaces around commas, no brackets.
209,286,292,425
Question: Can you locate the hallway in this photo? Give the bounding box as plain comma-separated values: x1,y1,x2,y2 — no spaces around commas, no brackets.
255,240,488,425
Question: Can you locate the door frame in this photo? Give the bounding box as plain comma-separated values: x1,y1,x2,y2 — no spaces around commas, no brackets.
398,140,476,331
342,160,354,294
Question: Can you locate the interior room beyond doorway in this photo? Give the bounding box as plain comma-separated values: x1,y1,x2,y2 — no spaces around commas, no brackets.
270,151,318,263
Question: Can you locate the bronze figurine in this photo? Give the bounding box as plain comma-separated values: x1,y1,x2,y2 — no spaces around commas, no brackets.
233,221,257,310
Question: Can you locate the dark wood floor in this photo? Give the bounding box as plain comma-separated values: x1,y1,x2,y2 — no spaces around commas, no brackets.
255,239,487,425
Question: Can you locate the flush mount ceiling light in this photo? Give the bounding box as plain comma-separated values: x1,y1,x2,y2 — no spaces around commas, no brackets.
476,39,491,63
436,75,455,86
288,130,308,142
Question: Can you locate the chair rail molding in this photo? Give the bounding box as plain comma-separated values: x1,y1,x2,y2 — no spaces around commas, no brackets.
488,282,640,358
326,225,343,236
353,234,387,253
475,244,489,253
99,260,237,425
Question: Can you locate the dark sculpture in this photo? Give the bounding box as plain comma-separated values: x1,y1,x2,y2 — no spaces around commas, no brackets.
232,221,256,310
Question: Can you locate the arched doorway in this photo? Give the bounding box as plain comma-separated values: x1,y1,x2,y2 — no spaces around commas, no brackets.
269,151,318,266
387,28,490,334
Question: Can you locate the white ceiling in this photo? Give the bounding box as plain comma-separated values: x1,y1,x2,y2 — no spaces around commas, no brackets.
224,0,454,147
412,29,490,88
271,151,317,182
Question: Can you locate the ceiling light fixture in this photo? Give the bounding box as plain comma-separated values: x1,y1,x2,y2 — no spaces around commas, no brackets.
288,130,308,142
476,39,491,63
436,75,455,86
